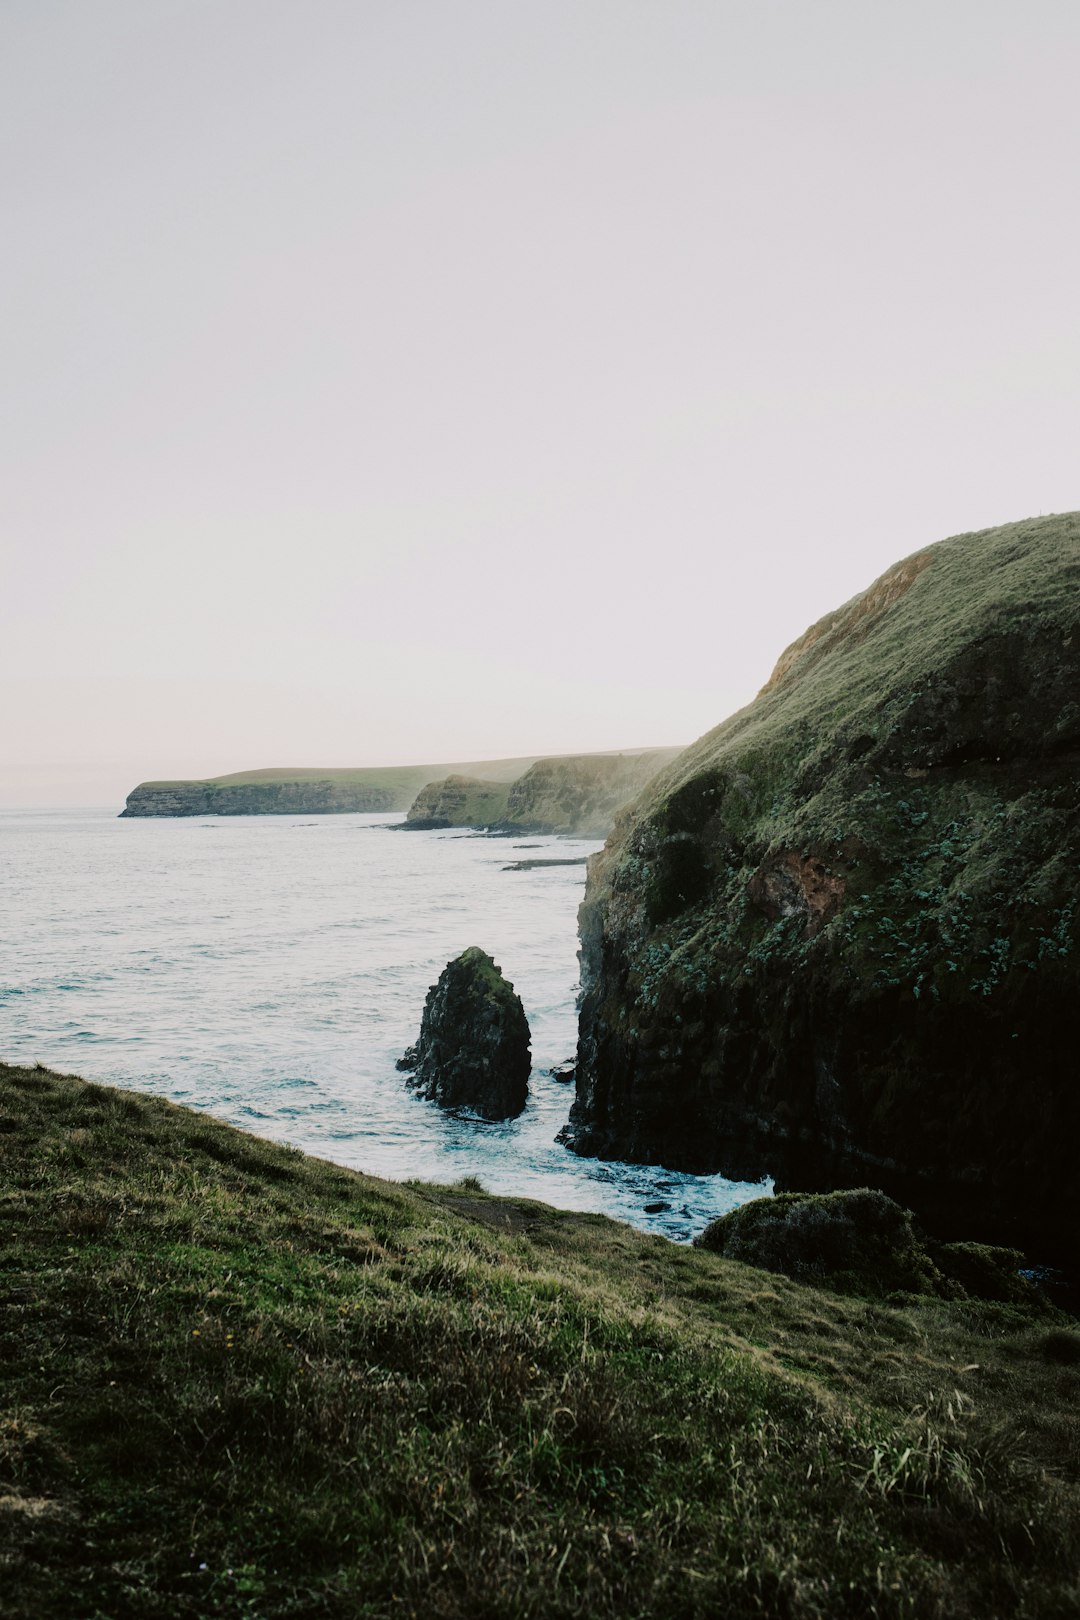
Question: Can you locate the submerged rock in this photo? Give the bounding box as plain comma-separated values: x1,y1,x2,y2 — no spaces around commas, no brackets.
399,948,530,1120
562,513,1080,1259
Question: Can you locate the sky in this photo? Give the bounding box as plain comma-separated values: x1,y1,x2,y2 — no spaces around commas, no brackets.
3,1,1078,808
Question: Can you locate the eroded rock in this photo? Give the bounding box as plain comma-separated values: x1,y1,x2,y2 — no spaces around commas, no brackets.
399,948,530,1119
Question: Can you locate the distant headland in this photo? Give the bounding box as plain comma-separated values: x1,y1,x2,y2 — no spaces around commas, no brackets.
119,746,684,835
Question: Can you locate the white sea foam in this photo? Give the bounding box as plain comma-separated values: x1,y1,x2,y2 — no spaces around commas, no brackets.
0,807,769,1240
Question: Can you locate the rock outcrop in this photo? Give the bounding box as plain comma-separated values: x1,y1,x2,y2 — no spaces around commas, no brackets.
398,947,531,1119
693,1189,1042,1306
562,513,1080,1259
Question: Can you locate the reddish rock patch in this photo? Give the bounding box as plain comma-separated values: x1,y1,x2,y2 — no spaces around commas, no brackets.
747,852,845,937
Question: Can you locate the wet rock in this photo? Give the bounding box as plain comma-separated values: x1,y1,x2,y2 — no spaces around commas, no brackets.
548,1060,576,1084
400,948,530,1120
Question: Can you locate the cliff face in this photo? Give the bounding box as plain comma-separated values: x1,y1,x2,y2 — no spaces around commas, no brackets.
403,776,512,830
562,514,1080,1257
498,750,682,836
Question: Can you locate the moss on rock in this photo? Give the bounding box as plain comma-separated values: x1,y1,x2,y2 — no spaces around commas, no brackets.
694,1189,1044,1306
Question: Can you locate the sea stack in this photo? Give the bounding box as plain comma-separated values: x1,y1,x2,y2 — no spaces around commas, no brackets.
398,947,531,1119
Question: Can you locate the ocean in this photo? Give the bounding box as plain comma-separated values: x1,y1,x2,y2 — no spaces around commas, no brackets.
0,807,769,1241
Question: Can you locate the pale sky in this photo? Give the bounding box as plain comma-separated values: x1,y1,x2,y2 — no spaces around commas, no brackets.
3,1,1078,807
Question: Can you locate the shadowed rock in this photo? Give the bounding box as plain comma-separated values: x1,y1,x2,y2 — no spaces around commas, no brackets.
398,948,531,1119
693,1189,1044,1307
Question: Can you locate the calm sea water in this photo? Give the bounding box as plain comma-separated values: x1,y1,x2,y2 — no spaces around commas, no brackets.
0,807,769,1240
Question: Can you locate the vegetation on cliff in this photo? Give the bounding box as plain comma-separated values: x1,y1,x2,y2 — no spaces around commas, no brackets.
2,1061,1078,1618
565,514,1080,1258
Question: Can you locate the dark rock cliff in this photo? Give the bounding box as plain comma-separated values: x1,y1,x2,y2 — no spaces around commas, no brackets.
561,513,1080,1259
398,947,531,1120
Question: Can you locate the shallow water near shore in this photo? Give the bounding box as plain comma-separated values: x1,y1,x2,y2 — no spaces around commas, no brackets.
1,807,768,1240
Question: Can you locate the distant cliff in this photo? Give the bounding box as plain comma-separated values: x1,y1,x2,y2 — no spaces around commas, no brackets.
499,749,683,836
402,748,685,838
120,757,544,818
563,512,1080,1260
403,776,512,830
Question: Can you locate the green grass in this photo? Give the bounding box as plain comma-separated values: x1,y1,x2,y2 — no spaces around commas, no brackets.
1,1062,1078,1617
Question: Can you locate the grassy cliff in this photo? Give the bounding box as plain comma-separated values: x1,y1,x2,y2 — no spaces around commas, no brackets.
403,776,513,829
2,1060,1078,1618
565,514,1080,1258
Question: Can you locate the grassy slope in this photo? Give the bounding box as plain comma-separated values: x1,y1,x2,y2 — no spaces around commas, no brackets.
613,514,1080,835
2,1062,1078,1619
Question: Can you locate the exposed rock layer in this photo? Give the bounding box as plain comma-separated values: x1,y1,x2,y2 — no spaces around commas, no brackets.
562,514,1080,1259
398,947,530,1119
